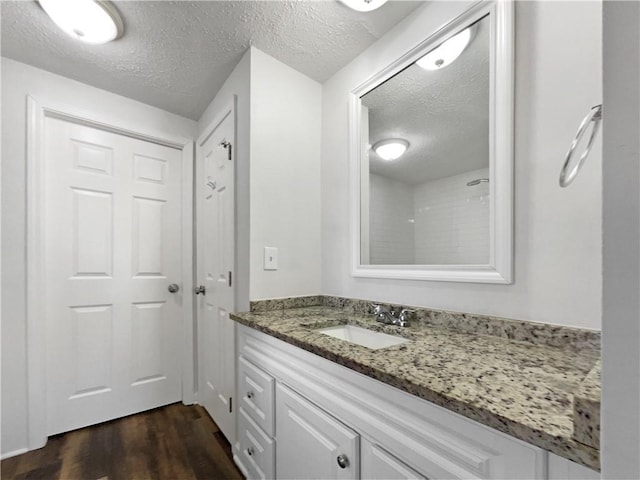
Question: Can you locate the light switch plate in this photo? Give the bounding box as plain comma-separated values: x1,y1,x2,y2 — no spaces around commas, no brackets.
264,247,278,270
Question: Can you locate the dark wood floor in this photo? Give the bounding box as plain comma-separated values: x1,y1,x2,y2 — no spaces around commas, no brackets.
1,403,244,480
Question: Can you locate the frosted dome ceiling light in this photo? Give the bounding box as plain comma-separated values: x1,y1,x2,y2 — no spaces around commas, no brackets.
38,0,124,45
417,27,472,70
373,139,409,161
338,0,389,12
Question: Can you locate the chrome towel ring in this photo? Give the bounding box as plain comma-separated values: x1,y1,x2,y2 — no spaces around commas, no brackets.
559,104,602,187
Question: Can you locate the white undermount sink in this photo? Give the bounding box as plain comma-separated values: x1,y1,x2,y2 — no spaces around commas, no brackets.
316,324,409,350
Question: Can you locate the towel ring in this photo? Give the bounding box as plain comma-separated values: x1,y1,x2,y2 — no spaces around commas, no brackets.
559,104,602,187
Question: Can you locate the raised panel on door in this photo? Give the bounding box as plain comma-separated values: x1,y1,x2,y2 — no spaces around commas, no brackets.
45,116,183,435
132,197,166,277
133,154,167,185
71,188,113,277
69,305,114,399
72,139,114,176
275,383,359,480
361,439,426,480
130,302,166,386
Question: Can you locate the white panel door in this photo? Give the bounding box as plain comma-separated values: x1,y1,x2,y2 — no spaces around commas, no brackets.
275,383,359,480
196,107,236,443
44,116,183,435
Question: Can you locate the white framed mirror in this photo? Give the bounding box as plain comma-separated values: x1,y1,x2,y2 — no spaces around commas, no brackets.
349,0,514,283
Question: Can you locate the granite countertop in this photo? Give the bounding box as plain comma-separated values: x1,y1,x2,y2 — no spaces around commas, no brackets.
230,298,601,471
573,360,601,450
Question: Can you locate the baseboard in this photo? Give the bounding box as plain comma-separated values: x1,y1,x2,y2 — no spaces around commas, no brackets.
1,448,28,460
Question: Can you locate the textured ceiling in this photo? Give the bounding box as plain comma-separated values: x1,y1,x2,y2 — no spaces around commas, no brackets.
1,0,423,120
362,14,490,185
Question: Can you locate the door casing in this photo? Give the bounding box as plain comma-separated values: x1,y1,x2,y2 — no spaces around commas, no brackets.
25,96,195,450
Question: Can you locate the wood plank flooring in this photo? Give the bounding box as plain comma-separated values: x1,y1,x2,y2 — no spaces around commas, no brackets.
1,403,244,480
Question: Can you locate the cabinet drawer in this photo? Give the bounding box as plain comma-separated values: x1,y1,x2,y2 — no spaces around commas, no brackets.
238,408,275,480
239,355,275,436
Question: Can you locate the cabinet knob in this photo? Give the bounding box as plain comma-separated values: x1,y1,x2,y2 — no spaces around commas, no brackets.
336,454,349,469
247,447,255,456
247,391,254,399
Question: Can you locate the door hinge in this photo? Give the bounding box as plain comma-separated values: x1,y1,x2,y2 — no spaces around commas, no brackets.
228,271,232,287
229,397,233,413
219,140,232,161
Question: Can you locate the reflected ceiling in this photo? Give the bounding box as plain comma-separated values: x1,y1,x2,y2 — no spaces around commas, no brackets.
362,15,490,185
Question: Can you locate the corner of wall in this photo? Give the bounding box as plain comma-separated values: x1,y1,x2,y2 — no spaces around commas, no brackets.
248,47,322,301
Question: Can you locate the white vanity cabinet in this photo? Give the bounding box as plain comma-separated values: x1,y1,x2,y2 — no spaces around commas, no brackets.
233,325,597,480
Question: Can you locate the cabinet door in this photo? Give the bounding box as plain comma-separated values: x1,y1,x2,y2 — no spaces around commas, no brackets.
361,439,426,480
275,383,359,480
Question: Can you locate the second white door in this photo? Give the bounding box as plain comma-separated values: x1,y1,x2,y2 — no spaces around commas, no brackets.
197,104,236,444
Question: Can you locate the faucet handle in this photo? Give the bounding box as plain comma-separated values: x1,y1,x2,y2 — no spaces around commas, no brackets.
370,303,382,315
398,309,415,322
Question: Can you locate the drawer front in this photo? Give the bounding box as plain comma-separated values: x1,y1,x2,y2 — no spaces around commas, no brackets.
238,408,275,480
239,355,275,436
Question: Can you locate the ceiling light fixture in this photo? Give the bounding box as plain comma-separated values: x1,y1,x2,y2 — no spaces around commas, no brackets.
417,27,472,71
38,0,124,45
373,139,409,161
338,0,389,12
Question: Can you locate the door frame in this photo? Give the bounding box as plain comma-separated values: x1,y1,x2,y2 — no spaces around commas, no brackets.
25,95,195,450
195,96,237,419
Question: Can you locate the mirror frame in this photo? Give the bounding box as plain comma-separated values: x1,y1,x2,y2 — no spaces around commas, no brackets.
349,0,514,283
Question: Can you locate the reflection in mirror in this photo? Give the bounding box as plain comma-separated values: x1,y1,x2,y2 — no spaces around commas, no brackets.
360,14,490,266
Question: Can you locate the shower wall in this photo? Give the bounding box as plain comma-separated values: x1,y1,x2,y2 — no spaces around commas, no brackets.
369,173,415,264
414,168,490,264
369,168,489,265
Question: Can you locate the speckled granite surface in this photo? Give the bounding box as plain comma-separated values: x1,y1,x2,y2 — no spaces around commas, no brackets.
233,298,601,470
573,360,601,449
250,295,601,354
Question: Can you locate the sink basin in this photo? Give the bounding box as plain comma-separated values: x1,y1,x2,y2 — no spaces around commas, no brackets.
316,325,409,350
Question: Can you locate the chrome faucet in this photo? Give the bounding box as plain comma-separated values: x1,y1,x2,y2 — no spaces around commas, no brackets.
370,304,414,327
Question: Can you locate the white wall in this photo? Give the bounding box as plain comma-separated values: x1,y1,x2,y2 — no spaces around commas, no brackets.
601,2,640,477
249,48,322,300
0,58,197,457
321,1,602,329
369,173,415,264
197,46,323,303
414,168,490,265
197,49,252,312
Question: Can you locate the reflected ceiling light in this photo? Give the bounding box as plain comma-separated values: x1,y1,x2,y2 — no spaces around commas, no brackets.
338,0,388,12
373,139,409,161
38,0,124,44
417,27,472,70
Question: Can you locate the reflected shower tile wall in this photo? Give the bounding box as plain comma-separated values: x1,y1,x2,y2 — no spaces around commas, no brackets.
369,173,415,264
413,168,490,264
